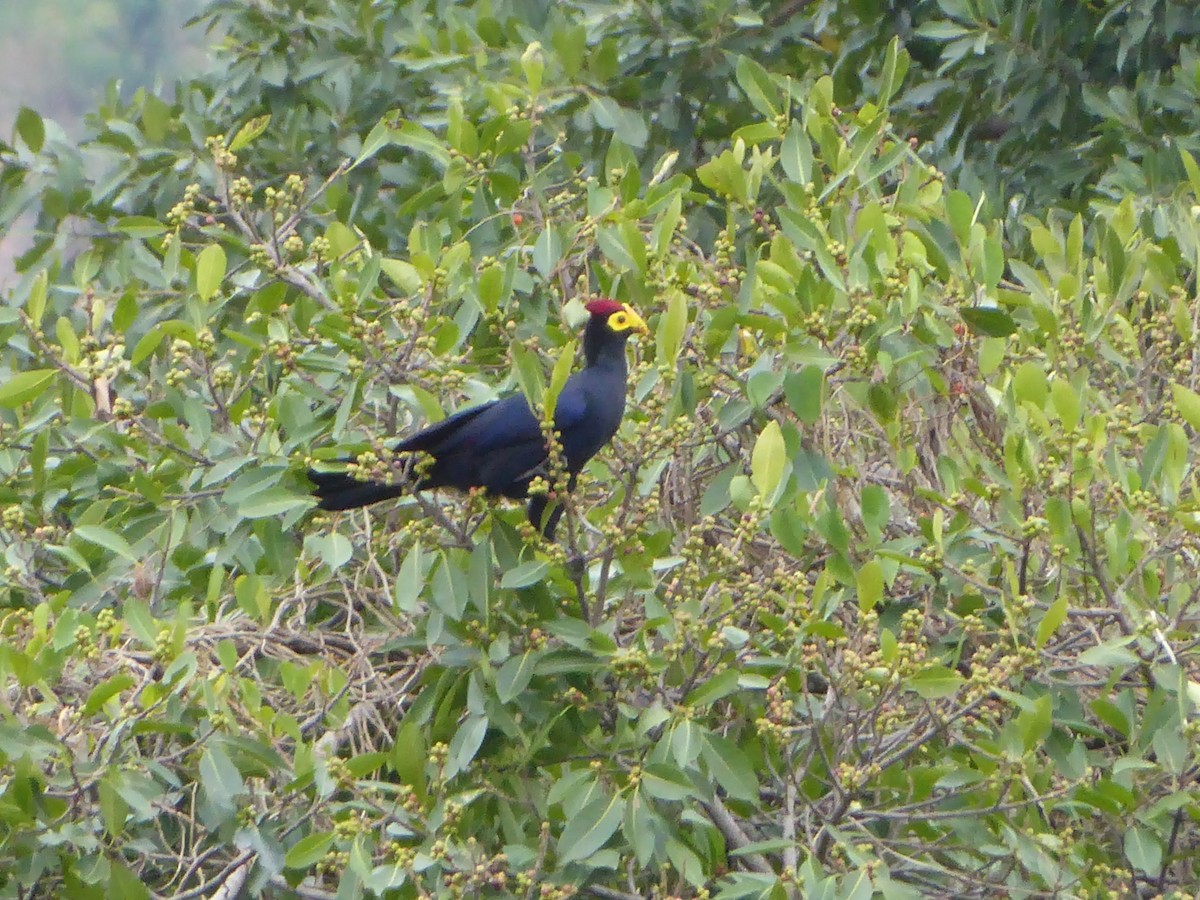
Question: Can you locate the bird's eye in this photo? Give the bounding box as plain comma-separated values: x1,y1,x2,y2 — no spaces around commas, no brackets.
611,313,628,329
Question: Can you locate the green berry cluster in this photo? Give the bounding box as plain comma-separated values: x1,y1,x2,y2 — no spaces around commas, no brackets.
167,183,204,227
204,134,237,169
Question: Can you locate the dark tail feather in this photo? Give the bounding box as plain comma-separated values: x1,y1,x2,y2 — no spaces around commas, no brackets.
308,469,405,511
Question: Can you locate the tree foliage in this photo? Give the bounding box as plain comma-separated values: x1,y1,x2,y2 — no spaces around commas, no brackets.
3,1,1200,898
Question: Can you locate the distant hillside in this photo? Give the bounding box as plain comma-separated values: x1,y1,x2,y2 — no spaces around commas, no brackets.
0,0,206,132
0,0,207,281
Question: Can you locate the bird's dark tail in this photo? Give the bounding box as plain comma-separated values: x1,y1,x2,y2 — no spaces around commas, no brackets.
308,469,405,511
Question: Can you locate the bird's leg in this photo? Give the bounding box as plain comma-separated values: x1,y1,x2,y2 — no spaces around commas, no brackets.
565,552,589,623
559,475,593,623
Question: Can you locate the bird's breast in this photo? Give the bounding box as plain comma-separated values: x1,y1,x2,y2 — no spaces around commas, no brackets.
561,391,625,471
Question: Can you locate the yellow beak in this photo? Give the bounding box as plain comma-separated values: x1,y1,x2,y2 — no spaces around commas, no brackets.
622,304,649,335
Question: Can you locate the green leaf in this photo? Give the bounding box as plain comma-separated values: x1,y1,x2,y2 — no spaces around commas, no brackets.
588,96,647,147
907,665,964,699
667,838,705,887
750,420,786,501
946,189,977,245
520,41,544,93
108,862,151,900
132,328,166,365
670,719,703,767
140,94,170,143
878,36,909,105
1171,383,1200,430
653,191,682,256
776,208,845,291
477,264,505,311
82,674,136,716
1078,638,1139,668
784,366,823,423
867,383,897,423
16,106,44,152
557,794,624,864
199,744,244,814
26,269,48,325
622,789,656,866
122,598,157,647
980,236,1004,288
1050,378,1081,430
468,540,492,614
1013,361,1049,406
960,306,1016,337
354,117,393,169
1036,594,1069,648
861,485,890,533
446,96,478,156
113,289,137,333
223,467,285,505
0,370,55,408
234,573,271,622
733,121,781,145
501,559,549,589
781,125,813,185
510,342,545,408
1124,826,1163,875
532,226,563,279
195,244,226,302
98,776,128,839
309,533,352,569
597,222,638,271
496,652,539,702
857,558,884,612
228,114,271,152
285,831,336,870
701,733,759,803
746,371,783,412
118,213,167,240
239,488,309,519
544,339,576,422
656,290,687,367
735,56,779,118
445,715,488,778
391,718,427,797
74,525,136,561
1182,149,1200,199
380,258,423,293
553,24,587,78
391,120,451,167
641,764,694,801
684,669,740,708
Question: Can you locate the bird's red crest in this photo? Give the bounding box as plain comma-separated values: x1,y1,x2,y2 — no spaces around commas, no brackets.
585,298,625,318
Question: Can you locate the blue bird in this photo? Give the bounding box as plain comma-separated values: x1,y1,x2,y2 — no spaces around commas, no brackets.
308,299,648,537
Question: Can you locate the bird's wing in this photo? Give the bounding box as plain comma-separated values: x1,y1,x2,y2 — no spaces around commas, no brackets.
399,394,545,457
399,368,592,455
454,394,542,453
551,375,589,432
394,399,501,453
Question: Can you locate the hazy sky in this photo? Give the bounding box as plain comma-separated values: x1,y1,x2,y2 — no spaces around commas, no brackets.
1,1,205,282
0,0,205,133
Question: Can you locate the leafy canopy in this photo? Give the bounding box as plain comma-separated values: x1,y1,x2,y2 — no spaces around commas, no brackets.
2,1,1200,898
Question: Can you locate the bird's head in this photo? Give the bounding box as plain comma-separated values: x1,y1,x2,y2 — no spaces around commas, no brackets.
585,299,649,337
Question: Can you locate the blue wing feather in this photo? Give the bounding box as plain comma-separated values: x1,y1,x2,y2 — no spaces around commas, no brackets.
552,378,588,432
395,400,499,452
